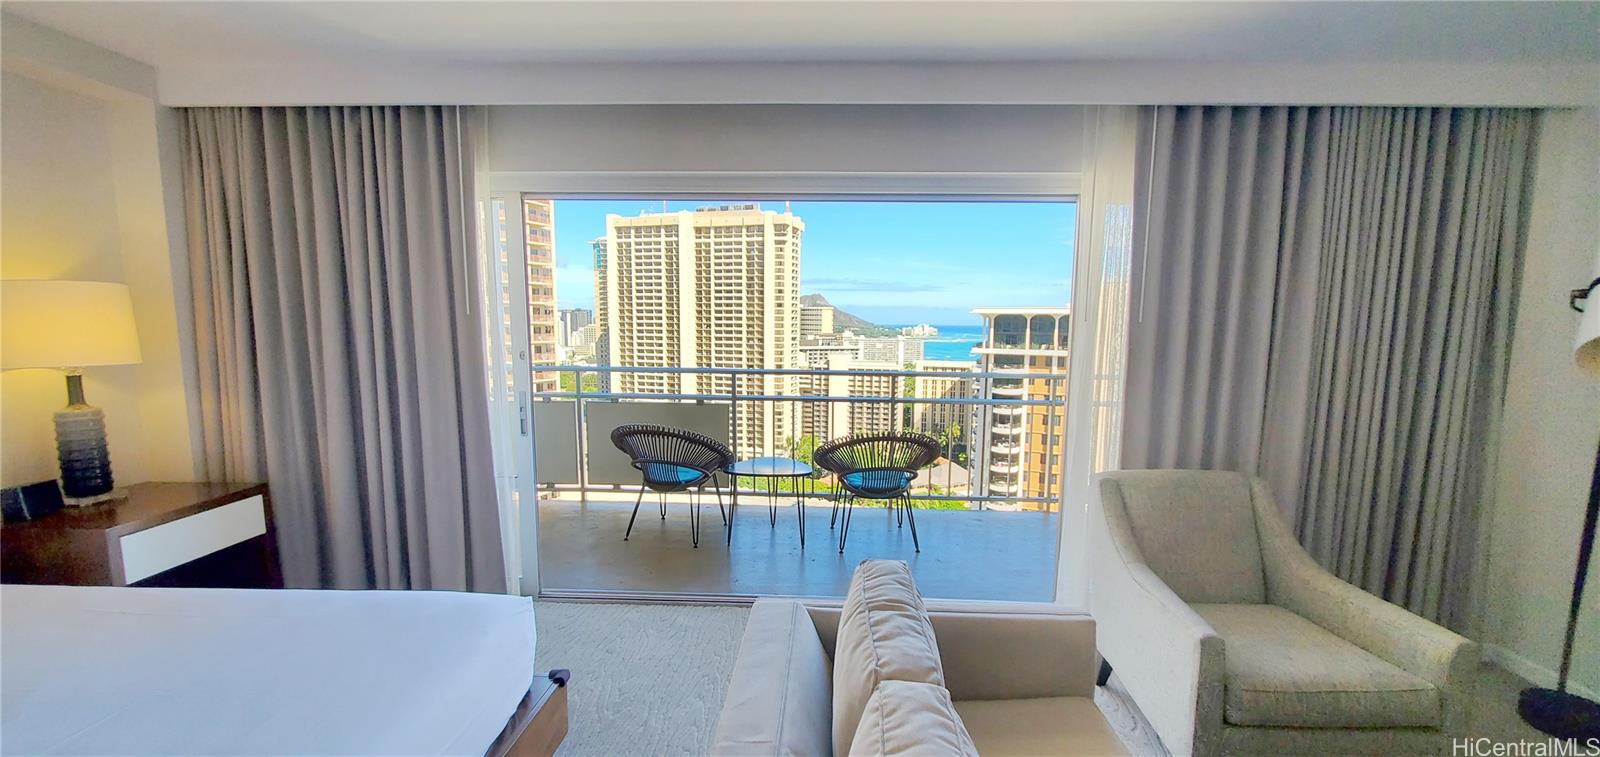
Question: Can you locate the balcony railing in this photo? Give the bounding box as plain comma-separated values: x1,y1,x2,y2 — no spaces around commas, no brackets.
527,364,1069,511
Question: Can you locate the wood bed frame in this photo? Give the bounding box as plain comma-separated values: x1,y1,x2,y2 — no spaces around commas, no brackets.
487,670,570,757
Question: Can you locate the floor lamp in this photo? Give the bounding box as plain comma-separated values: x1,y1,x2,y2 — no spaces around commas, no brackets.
1518,265,1600,739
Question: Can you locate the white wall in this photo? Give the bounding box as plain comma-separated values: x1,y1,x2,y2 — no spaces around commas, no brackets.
489,105,1087,174
1481,108,1600,697
156,60,1599,108
1,57,197,487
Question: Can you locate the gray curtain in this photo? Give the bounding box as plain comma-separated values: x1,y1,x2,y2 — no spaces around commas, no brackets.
1123,106,1535,627
181,106,505,592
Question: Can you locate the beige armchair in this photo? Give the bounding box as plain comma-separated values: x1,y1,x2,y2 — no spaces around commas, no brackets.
1090,470,1477,756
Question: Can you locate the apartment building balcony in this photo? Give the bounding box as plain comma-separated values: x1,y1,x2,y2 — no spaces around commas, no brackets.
525,363,1067,601
992,423,1025,437
988,479,1021,496
991,383,1026,398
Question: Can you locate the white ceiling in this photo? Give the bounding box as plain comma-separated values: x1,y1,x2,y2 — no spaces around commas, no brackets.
7,1,1598,70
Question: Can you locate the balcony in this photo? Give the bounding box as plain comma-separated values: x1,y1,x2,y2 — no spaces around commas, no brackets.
526,363,1067,601
989,461,1020,475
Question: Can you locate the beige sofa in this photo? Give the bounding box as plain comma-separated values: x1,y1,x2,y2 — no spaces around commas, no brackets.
1090,470,1478,756
711,562,1126,756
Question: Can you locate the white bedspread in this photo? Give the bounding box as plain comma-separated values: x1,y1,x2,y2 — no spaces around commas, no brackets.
1,585,537,756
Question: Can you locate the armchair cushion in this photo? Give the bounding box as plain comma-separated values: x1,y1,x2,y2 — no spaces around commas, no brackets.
1100,471,1267,604
1193,604,1440,729
832,561,945,757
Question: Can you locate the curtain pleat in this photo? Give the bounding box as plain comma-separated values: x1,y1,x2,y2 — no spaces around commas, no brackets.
1124,105,1535,627
181,106,504,592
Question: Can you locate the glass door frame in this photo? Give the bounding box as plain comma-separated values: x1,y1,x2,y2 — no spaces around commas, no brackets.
484,169,1130,608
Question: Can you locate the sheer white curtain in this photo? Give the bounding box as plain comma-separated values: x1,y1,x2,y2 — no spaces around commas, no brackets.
1058,105,1140,606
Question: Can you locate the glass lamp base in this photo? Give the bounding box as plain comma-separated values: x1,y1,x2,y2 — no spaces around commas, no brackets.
55,404,115,499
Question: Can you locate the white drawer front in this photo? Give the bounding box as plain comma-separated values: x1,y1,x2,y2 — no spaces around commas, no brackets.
119,495,267,584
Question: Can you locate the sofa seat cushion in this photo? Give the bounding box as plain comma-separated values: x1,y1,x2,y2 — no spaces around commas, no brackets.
849,681,977,757
833,560,945,757
711,600,832,756
951,697,1127,756
1193,603,1440,728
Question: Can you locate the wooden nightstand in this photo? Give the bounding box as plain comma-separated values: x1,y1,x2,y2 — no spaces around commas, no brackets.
0,482,280,588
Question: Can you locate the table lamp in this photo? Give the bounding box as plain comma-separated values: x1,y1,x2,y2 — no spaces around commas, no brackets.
1518,253,1600,739
1,280,143,503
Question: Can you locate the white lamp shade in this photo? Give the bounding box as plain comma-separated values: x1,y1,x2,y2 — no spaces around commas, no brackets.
1,280,143,370
1580,250,1600,377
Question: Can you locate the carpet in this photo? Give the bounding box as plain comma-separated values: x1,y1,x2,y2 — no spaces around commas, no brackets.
534,601,750,755
533,601,1579,755
532,600,1158,755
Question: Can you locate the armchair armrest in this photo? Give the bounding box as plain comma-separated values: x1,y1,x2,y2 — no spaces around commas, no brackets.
1091,478,1225,757
1251,481,1479,737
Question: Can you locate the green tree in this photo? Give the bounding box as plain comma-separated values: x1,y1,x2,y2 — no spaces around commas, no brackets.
902,362,917,427
558,371,600,393
784,434,820,466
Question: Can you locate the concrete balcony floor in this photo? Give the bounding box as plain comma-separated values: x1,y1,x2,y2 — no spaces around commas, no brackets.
535,494,1059,601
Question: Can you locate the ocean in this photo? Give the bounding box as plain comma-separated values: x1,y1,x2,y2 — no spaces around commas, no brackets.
888,325,984,363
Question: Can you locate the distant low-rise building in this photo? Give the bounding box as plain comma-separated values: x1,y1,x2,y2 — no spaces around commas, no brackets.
912,359,975,440
853,335,924,365
800,305,835,338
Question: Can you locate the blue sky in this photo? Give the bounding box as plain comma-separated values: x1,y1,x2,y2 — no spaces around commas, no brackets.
551,200,1076,326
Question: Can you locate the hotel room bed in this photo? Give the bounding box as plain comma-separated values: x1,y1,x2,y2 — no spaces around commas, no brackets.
1,584,544,756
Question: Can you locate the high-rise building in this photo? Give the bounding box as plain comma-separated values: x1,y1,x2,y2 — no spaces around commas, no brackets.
524,197,558,393
912,359,975,440
556,307,593,361
600,204,804,455
591,237,611,391
558,308,593,346
800,305,835,338
796,353,899,441
972,307,1070,511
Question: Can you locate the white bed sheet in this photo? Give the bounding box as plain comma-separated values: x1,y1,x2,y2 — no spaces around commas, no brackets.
1,584,537,756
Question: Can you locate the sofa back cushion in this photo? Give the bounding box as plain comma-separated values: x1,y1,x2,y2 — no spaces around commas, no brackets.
711,600,833,756
1098,470,1267,604
849,681,977,757
832,560,945,757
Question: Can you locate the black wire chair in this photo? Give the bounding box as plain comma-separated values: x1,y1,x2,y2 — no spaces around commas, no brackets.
610,424,735,548
812,431,940,553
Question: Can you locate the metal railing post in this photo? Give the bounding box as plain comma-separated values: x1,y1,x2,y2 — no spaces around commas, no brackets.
526,364,1069,511
728,371,739,506
574,368,587,507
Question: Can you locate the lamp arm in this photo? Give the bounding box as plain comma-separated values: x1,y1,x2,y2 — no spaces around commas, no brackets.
1570,276,1600,313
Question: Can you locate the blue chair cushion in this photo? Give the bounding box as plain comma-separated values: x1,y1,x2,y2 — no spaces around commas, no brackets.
641,463,707,488
842,470,915,497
